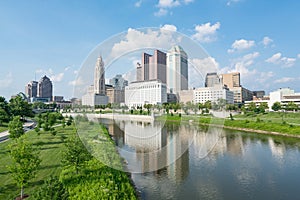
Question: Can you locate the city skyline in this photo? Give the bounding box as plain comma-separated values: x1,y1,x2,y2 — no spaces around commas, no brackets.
1,1,300,100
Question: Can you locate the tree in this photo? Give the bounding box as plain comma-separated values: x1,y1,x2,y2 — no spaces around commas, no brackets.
62,134,92,174
33,176,68,200
248,102,257,112
285,102,298,111
258,102,269,113
8,116,24,139
9,96,33,120
272,102,281,111
217,98,227,110
8,137,41,199
0,96,10,123
204,101,212,110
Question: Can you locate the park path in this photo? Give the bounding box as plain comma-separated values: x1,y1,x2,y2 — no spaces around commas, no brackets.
0,120,36,142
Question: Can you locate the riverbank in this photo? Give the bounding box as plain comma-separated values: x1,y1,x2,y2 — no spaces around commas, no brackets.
0,121,137,199
157,114,300,138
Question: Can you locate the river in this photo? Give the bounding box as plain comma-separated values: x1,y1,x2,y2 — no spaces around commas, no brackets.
100,119,300,200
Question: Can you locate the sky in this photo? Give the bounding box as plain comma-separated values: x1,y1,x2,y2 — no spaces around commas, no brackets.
0,0,300,100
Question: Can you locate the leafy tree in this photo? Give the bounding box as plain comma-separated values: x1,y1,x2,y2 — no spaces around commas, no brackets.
272,102,281,111
217,98,227,110
144,104,153,115
8,116,24,139
248,102,257,112
258,102,269,113
0,96,11,123
8,137,41,199
204,101,212,110
285,102,298,111
62,134,92,174
9,96,33,120
33,176,68,200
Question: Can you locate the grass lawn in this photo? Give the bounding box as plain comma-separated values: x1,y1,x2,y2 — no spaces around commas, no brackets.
0,125,74,199
158,113,300,136
0,123,8,132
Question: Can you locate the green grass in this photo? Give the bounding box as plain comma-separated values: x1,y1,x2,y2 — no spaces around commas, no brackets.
0,123,8,132
0,125,74,199
158,113,300,136
0,119,137,200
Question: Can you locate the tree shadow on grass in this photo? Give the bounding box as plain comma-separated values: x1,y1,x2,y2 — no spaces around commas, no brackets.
34,140,63,146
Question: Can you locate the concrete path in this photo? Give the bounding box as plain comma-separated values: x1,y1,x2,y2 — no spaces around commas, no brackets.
0,120,36,142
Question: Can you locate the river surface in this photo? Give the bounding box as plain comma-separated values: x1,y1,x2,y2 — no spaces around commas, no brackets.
100,119,300,200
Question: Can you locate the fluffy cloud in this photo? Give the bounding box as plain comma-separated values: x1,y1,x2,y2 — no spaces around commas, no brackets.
228,39,255,53
68,76,84,86
274,77,295,84
110,26,180,58
0,72,13,89
50,73,64,82
227,0,241,6
157,0,180,8
192,22,221,43
134,0,142,7
297,54,300,59
225,52,260,79
154,0,194,16
265,52,296,68
262,36,273,47
161,24,177,32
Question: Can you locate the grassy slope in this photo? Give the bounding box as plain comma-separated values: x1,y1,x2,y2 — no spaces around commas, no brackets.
158,112,300,136
0,125,74,199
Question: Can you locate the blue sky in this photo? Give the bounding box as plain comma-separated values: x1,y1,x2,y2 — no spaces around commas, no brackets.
0,0,299,100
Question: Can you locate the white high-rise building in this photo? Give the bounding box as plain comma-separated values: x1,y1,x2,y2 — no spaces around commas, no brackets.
193,86,234,104
166,46,188,94
82,56,108,106
94,56,105,95
125,80,167,108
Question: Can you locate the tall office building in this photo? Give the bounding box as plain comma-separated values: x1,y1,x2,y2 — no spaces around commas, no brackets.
205,72,222,87
149,50,167,83
38,75,53,100
136,50,167,83
221,72,241,88
94,56,106,95
25,81,38,98
166,45,188,94
109,74,128,90
82,56,108,106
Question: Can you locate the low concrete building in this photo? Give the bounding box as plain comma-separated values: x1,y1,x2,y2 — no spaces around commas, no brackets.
193,86,234,104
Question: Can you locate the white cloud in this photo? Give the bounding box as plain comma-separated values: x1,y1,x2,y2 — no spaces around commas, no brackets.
225,52,260,79
189,57,220,74
228,39,255,53
227,0,241,6
68,76,84,86
274,77,295,84
0,72,13,89
298,54,300,59
154,0,193,16
35,69,43,74
192,22,221,43
161,24,177,32
73,70,79,75
262,36,273,47
265,52,296,68
134,0,142,7
64,66,71,71
50,73,64,82
154,8,168,16
157,0,180,8
110,26,181,58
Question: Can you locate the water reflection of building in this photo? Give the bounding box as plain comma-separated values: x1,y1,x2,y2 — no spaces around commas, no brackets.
268,138,286,159
166,125,190,183
192,128,245,160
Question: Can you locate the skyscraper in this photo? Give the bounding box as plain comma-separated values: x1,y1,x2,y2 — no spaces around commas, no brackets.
109,74,128,90
166,45,188,94
221,72,241,88
25,81,38,98
94,56,105,95
38,75,53,100
136,50,167,83
149,50,167,83
205,72,222,87
82,55,108,106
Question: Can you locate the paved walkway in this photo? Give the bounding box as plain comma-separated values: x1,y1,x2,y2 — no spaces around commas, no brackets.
0,120,36,142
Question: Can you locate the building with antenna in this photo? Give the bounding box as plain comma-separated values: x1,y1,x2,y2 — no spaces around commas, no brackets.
82,56,109,106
